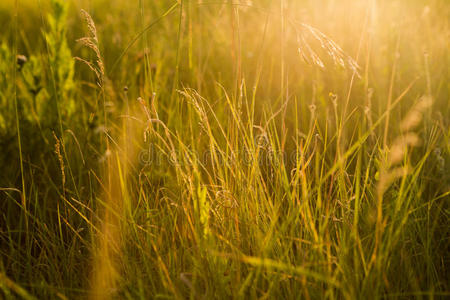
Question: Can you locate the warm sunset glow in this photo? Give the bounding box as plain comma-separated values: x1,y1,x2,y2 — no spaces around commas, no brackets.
1,0,448,298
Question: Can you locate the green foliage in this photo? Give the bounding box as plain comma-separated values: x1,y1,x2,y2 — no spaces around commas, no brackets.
17,56,47,123
44,0,74,124
0,43,13,134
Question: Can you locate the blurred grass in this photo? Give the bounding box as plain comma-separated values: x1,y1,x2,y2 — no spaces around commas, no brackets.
0,0,449,299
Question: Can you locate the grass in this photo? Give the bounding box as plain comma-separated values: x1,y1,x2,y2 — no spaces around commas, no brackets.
0,0,449,299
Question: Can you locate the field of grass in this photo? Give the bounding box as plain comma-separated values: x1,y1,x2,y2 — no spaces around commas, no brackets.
0,0,449,299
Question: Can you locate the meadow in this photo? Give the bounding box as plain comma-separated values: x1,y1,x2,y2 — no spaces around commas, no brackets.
0,0,449,298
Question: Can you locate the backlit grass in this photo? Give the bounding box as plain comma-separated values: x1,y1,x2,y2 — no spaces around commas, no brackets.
0,0,449,299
